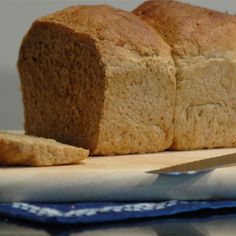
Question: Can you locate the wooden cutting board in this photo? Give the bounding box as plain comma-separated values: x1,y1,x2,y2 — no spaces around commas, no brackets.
1,148,235,171
1,148,236,202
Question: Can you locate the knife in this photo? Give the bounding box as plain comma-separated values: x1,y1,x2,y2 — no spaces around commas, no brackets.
151,152,236,175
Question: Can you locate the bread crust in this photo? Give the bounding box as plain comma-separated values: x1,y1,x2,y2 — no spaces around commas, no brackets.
134,0,236,57
37,5,172,59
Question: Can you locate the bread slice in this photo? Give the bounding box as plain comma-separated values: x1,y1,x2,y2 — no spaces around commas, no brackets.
18,5,176,155
134,0,236,150
0,132,89,166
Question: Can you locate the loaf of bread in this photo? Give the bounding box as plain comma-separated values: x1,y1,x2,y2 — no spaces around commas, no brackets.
0,132,88,166
18,5,176,155
134,0,236,150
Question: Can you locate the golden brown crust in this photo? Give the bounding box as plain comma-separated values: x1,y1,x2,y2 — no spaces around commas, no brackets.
133,0,236,57
37,4,172,59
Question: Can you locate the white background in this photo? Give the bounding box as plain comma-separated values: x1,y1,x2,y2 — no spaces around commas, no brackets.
0,0,235,129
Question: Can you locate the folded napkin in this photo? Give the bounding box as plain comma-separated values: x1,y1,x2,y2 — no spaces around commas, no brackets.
1,201,236,224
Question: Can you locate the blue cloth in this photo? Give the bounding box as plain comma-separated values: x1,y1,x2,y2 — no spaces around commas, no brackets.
0,201,236,224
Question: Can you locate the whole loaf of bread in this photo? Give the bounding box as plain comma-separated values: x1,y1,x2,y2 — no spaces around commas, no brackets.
18,1,236,155
134,0,236,150
18,5,176,155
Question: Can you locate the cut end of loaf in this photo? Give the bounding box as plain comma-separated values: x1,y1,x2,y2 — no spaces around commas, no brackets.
18,21,106,153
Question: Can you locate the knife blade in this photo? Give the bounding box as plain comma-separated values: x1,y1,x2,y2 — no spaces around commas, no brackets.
151,152,236,175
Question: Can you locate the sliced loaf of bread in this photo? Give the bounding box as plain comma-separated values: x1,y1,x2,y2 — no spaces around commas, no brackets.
18,5,176,155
